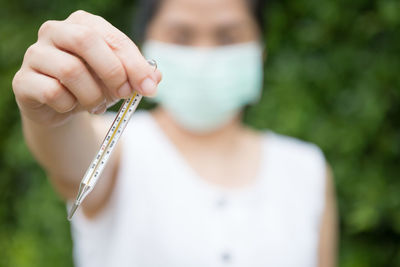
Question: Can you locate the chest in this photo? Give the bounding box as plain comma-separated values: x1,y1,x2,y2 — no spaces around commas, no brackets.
171,141,262,189
110,161,318,267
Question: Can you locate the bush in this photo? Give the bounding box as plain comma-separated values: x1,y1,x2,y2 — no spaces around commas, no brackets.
0,0,399,266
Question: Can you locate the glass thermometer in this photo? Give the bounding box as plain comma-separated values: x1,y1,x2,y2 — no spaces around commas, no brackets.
67,60,157,220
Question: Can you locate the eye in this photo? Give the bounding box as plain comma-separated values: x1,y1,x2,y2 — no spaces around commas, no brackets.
214,22,259,46
217,32,238,45
169,28,194,45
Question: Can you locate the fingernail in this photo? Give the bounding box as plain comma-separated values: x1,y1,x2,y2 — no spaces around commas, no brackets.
118,82,132,98
140,77,157,96
91,101,107,115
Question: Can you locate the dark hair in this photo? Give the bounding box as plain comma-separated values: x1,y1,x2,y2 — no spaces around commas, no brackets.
132,0,266,43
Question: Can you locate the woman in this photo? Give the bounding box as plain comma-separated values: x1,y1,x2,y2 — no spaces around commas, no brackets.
12,0,337,266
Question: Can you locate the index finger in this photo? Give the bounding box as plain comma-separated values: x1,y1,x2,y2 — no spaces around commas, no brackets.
66,10,162,97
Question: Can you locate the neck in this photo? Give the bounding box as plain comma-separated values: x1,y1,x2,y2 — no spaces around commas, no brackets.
151,107,246,150
150,107,262,189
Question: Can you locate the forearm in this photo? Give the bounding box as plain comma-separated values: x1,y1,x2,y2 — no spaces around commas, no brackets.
22,112,100,197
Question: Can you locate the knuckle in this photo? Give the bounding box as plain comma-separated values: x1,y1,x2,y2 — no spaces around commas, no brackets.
12,70,28,101
77,86,104,109
104,63,125,83
57,99,77,113
58,59,83,80
68,10,89,21
12,70,36,104
24,43,40,60
12,70,24,92
38,20,57,38
70,26,95,50
104,31,131,50
68,10,105,27
43,83,63,103
84,92,104,109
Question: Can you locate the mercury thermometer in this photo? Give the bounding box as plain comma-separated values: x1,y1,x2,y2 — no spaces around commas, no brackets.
67,59,157,220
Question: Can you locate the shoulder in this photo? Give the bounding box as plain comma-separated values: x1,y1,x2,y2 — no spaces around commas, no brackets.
262,131,327,198
265,131,325,169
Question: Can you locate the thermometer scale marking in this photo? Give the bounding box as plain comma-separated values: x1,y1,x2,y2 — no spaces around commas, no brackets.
83,93,141,187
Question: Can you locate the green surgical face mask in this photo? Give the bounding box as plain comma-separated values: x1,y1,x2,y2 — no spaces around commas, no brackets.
142,40,264,133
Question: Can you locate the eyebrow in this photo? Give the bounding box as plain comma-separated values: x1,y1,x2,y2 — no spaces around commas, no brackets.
164,21,249,34
164,22,197,34
215,22,248,32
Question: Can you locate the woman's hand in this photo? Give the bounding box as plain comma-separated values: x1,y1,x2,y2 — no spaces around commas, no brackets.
12,10,162,126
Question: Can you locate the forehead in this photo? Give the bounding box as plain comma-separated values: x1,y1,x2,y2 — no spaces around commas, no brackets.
155,0,252,26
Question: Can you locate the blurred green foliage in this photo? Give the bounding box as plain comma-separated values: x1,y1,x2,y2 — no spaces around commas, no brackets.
0,0,399,266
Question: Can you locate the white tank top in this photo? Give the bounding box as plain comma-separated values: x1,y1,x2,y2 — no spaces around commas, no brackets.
70,111,326,267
